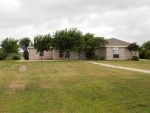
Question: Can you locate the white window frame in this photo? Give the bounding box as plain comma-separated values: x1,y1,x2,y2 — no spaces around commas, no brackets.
113,48,119,58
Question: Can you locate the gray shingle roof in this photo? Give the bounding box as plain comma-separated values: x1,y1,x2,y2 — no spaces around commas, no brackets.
106,38,130,47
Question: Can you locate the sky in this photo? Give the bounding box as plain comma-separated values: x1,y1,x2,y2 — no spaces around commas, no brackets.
0,0,150,45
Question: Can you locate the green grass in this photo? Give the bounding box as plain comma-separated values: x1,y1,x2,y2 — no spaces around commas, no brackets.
97,60,150,70
0,60,150,113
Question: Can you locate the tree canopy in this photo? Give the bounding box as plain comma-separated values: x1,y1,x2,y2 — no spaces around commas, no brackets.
127,42,139,52
139,41,150,59
19,37,31,51
34,33,53,61
83,33,108,59
142,41,150,50
19,37,31,60
53,28,83,52
1,38,19,61
0,48,7,60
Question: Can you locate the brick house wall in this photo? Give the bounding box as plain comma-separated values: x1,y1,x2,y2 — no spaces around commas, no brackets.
105,47,137,60
52,49,59,60
28,37,139,60
28,47,53,60
53,50,86,60
78,51,87,60
28,47,138,60
106,47,113,60
95,48,106,59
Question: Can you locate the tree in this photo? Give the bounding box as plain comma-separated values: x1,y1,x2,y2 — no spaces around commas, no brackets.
144,50,150,59
83,33,95,59
142,41,150,50
19,37,31,60
53,28,83,59
34,33,53,61
127,42,140,59
139,41,150,59
127,42,139,52
1,38,19,61
83,33,108,59
139,48,146,59
0,48,7,60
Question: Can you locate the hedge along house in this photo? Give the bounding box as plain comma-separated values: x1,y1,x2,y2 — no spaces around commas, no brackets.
95,38,138,60
28,38,138,60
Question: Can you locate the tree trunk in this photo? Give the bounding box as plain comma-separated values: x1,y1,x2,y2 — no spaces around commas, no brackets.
41,56,42,62
7,54,10,62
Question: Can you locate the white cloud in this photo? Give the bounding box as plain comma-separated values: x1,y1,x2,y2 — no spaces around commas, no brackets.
0,0,150,45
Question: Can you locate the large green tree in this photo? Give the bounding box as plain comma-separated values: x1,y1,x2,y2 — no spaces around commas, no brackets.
53,28,83,58
139,41,150,59
19,37,31,60
83,33,108,59
0,48,7,60
1,38,19,61
34,33,53,61
142,41,150,50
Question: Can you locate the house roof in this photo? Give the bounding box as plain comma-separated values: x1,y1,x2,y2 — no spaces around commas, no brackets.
106,38,130,47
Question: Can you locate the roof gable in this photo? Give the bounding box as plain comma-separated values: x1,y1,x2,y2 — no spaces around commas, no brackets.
106,38,130,47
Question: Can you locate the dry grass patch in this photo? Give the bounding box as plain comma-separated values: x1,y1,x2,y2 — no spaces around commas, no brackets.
9,74,28,90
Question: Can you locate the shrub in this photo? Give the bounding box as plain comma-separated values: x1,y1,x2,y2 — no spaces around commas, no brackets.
11,53,21,60
144,50,150,59
139,49,146,59
94,54,100,60
99,56,105,60
94,55,104,60
132,56,139,61
12,55,21,60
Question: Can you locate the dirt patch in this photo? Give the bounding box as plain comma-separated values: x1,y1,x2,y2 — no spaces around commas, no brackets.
9,81,27,89
40,84,51,89
9,75,27,90
40,77,67,89
39,79,51,89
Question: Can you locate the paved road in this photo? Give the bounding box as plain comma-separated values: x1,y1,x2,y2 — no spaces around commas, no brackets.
88,61,150,74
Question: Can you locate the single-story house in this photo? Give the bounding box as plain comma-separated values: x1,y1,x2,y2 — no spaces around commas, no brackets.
28,38,138,60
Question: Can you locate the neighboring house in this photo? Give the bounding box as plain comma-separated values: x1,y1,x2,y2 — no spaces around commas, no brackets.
28,38,138,60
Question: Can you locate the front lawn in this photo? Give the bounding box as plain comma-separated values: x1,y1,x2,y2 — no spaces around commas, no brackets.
0,60,150,113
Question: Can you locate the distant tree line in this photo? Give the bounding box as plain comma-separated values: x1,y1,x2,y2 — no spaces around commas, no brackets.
0,28,150,61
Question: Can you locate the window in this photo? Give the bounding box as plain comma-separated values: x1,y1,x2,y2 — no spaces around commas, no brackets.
113,48,119,58
59,51,70,58
65,52,69,58
39,52,44,56
59,51,64,58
